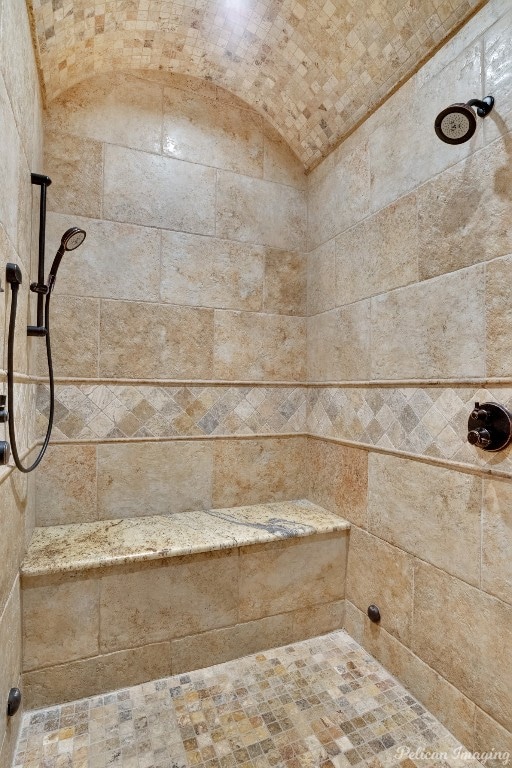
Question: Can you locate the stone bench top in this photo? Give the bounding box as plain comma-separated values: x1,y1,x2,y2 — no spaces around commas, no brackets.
22,499,350,578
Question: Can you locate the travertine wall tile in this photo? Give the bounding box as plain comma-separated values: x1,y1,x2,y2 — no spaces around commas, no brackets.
262,125,306,190
0,582,21,757
307,439,368,528
482,478,512,604
474,708,512,764
307,240,336,316
97,441,213,518
0,465,26,618
45,131,103,219
36,445,97,527
291,600,345,640
35,296,99,379
307,302,371,381
99,551,238,651
346,527,414,645
0,77,21,249
486,254,512,377
263,250,306,316
368,454,481,586
104,145,216,234
23,577,100,671
483,10,512,145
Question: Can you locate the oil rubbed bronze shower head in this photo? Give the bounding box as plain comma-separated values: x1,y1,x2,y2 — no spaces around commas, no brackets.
47,227,86,292
434,96,494,144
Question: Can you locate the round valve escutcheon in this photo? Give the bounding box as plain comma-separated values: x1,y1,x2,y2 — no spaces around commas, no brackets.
467,402,512,452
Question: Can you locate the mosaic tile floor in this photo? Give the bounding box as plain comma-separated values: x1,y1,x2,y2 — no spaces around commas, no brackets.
14,630,481,768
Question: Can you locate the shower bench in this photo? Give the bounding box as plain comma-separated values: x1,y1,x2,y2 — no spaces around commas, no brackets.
20,499,350,708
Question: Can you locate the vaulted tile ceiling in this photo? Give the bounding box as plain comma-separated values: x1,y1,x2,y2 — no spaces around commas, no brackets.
28,0,484,169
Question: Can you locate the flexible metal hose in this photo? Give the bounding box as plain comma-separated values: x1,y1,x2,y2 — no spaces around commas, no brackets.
7,283,54,472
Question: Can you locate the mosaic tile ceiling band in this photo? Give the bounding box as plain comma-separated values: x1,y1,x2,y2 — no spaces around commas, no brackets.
28,0,485,168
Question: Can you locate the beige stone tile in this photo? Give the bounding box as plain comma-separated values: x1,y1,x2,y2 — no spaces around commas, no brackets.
160,231,264,310
413,560,512,732
474,707,512,764
368,454,481,586
44,131,103,219
486,254,512,377
171,614,295,674
350,604,476,749
343,599,364,644
216,171,306,250
36,445,97,527
482,478,512,604
263,250,306,316
336,192,419,305
0,76,20,248
371,267,486,379
212,437,306,508
0,225,17,370
23,576,100,670
45,73,163,154
213,310,305,380
346,527,414,645
307,438,368,527
0,581,21,754
291,600,345,640
307,302,371,381
103,144,216,234
47,212,161,302
23,643,172,710
418,136,512,280
483,10,512,144
35,296,99,378
99,551,238,651
0,476,29,616
263,124,306,190
99,300,213,379
308,141,370,250
239,533,347,621
307,239,336,316
97,441,213,519
163,86,263,176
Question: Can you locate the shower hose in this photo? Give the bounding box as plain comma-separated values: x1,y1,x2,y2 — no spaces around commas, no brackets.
7,280,54,472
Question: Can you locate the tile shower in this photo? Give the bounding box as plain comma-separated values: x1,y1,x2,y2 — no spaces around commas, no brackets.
1,0,512,767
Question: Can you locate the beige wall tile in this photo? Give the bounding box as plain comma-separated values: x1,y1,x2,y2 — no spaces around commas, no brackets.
97,441,213,518
346,527,414,645
213,310,305,381
336,192,419,305
36,445,97,526
418,137,512,280
349,602,476,749
23,643,172,710
263,125,306,190
0,476,29,616
307,239,336,316
291,600,345,640
45,131,103,219
171,614,295,674
483,10,512,145
104,145,216,234
263,250,306,316
99,300,213,379
308,142,370,250
163,86,263,176
47,213,161,302
371,267,486,379
0,77,20,248
486,254,512,377
23,576,100,671
160,231,264,310
0,582,21,754
239,533,347,621
482,478,512,604
474,707,512,764
413,560,512,732
343,600,364,644
45,73,163,154
99,551,238,651
216,171,306,250
307,439,368,527
35,296,99,378
368,454,481,586
307,302,371,381
212,437,306,508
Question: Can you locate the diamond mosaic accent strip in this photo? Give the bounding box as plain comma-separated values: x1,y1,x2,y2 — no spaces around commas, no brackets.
27,0,483,168
37,384,307,440
14,630,483,768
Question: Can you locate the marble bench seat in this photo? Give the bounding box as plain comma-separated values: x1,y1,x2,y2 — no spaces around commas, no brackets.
21,499,350,709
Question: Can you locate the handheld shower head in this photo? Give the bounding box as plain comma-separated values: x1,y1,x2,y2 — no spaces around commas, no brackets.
48,227,86,290
435,96,494,144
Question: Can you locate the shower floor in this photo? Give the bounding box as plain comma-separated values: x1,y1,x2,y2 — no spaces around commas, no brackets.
13,630,480,768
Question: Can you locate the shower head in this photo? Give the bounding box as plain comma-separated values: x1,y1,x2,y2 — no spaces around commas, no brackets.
47,227,86,291
435,96,494,144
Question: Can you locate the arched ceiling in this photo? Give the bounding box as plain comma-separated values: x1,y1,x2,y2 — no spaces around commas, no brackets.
28,0,484,169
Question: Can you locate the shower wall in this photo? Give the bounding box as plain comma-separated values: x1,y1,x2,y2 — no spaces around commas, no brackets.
37,72,308,525
306,0,512,756
0,0,43,765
